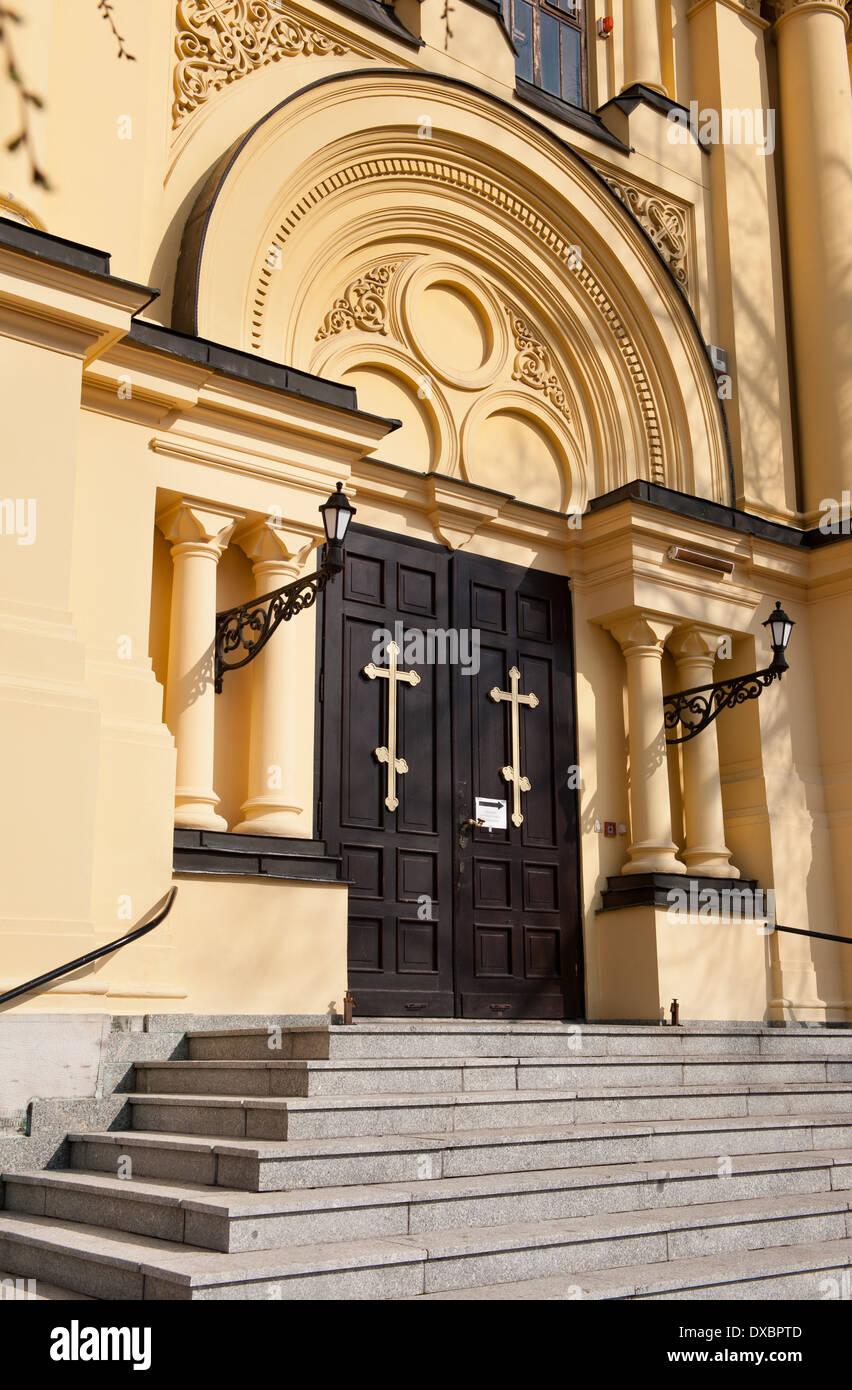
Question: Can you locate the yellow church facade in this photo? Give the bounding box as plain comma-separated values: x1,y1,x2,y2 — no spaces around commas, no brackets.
1,0,851,1030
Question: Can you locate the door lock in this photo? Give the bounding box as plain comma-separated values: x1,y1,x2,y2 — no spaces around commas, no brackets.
458,816,485,848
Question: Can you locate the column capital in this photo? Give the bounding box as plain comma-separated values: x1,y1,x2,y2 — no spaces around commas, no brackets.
155,497,244,552
773,0,850,28
667,624,723,665
234,517,318,575
606,612,675,655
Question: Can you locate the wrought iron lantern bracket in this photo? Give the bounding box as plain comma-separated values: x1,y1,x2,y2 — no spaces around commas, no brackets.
664,601,794,745
214,548,342,693
664,663,782,745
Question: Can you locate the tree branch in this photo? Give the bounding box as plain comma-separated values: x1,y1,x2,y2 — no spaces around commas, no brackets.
0,6,50,189
96,0,135,61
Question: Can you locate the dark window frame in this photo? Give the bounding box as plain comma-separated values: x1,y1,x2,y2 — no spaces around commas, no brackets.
506,0,588,110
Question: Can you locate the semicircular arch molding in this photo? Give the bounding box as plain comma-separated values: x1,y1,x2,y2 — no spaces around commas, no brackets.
175,69,730,508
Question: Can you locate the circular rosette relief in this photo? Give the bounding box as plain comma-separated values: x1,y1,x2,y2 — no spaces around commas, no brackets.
461,390,584,515
399,259,508,391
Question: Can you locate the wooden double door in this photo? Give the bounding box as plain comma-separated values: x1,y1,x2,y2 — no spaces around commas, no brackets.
318,527,583,1019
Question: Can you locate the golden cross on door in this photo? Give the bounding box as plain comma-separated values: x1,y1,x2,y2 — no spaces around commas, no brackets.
363,641,421,811
489,665,539,827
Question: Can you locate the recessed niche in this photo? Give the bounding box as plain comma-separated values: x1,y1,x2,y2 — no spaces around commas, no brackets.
339,364,434,470
469,408,564,511
401,259,507,390
415,282,491,377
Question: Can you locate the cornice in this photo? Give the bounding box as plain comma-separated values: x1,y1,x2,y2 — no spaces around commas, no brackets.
686,0,770,30
0,246,155,363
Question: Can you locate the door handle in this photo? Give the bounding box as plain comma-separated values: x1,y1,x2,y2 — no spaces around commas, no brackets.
458,816,484,849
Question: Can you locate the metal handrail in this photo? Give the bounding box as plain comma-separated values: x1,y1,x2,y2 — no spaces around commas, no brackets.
0,887,178,1009
771,923,852,947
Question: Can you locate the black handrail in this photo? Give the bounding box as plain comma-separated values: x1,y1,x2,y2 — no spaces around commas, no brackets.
771,923,852,947
0,887,178,1009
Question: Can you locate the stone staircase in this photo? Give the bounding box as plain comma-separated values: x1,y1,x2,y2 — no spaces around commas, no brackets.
1,1021,852,1300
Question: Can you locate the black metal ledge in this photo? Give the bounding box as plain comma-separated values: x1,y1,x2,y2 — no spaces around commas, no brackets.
129,320,367,414
600,873,760,912
173,830,346,883
516,79,630,153
322,0,421,44
599,83,710,153
588,479,849,551
0,216,158,302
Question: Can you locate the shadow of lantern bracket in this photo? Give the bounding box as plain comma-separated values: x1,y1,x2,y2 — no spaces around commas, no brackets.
663,602,795,745
213,483,355,693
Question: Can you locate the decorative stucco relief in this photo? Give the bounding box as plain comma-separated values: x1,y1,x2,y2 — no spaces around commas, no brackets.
252,158,665,482
598,169,691,297
772,0,848,12
315,263,400,341
172,0,350,128
505,309,572,422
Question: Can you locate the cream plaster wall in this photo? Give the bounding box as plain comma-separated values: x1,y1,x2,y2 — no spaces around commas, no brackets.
0,0,850,1028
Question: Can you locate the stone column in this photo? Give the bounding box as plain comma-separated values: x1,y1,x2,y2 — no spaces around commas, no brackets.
157,498,243,830
775,0,852,513
232,520,317,836
668,626,740,878
622,0,665,94
607,614,686,875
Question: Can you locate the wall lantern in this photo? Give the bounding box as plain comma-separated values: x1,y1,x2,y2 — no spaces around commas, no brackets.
664,601,795,745
319,480,356,563
213,483,356,692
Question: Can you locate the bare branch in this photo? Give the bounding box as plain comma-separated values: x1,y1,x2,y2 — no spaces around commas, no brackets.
0,6,51,190
97,0,136,61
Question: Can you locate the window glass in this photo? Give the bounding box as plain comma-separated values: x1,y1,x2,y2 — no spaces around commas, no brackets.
513,0,534,85
559,23,582,106
508,1,586,110
539,11,561,97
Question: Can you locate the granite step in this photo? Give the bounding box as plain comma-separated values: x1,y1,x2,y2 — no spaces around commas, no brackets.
0,1267,93,1300
132,1054,852,1099
127,1081,852,1141
407,1237,852,1300
62,1112,852,1192
0,1190,850,1299
5,1148,852,1253
186,1022,852,1062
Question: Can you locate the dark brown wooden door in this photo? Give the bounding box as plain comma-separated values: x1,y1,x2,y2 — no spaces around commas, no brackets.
319,527,583,1019
319,529,455,1016
451,553,582,1019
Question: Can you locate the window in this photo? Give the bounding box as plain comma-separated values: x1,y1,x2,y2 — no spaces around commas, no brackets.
506,0,586,109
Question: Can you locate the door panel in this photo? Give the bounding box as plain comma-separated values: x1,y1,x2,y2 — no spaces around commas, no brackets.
452,553,582,1019
320,528,583,1019
320,529,454,1016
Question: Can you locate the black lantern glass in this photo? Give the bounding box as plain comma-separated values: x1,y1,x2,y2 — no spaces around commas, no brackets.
320,482,355,544
763,601,794,669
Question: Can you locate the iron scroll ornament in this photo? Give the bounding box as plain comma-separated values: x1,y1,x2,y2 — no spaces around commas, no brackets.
664,601,794,745
663,666,780,745
214,552,341,693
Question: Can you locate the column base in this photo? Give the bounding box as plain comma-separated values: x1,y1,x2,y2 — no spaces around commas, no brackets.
232,806,302,837
174,796,228,832
622,841,686,875
682,847,740,878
